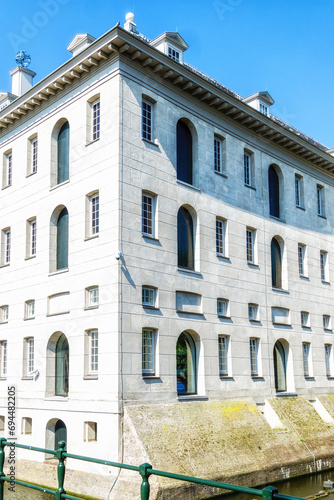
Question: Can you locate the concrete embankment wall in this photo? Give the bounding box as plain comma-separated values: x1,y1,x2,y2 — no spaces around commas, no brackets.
111,396,334,500
7,396,334,499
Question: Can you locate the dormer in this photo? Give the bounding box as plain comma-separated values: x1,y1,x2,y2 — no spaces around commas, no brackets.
243,91,275,117
67,33,96,57
0,92,17,111
150,32,189,64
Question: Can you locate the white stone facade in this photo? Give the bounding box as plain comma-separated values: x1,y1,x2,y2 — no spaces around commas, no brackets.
0,17,334,478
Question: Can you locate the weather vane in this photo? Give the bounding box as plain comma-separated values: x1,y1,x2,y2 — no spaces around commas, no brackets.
15,50,31,68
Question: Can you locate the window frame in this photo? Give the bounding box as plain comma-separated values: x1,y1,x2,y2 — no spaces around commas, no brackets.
84,421,97,442
317,185,325,217
320,250,328,282
142,100,153,142
298,244,306,277
217,298,229,318
25,300,35,320
0,306,8,324
250,338,260,377
244,151,253,187
142,192,157,238
259,103,268,116
0,341,7,377
1,228,11,265
142,328,157,377
167,44,180,62
246,227,256,264
26,218,37,258
92,99,100,142
3,151,12,188
248,303,259,321
21,417,32,435
218,335,230,377
323,315,331,331
325,344,332,377
295,174,303,208
214,137,224,174
86,286,99,309
301,311,310,328
216,218,227,257
142,286,157,308
302,342,311,377
88,330,98,375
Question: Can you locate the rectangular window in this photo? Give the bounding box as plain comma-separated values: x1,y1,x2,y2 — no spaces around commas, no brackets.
0,306,8,323
142,193,156,237
167,46,180,62
84,421,97,442
323,315,331,330
142,329,156,376
142,286,156,307
25,300,35,319
298,244,306,276
246,228,256,264
92,101,100,141
2,229,11,265
32,138,38,173
26,218,37,257
0,341,7,377
88,330,98,374
295,175,303,208
216,218,226,256
217,298,229,317
214,138,223,173
142,101,152,142
301,311,310,328
3,153,12,188
91,194,99,235
0,416,4,435
303,342,310,377
27,338,34,374
250,338,259,376
325,344,332,377
259,103,268,116
248,304,259,321
317,185,325,216
21,417,32,435
86,286,99,308
218,336,229,377
244,152,251,186
320,251,328,282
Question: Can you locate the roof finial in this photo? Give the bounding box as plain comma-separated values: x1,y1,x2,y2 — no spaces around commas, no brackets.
124,12,136,33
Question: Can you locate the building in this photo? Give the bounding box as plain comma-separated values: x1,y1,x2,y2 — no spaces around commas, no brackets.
1,12,334,499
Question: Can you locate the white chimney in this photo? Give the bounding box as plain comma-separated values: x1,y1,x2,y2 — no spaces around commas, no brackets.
10,66,36,97
124,12,137,33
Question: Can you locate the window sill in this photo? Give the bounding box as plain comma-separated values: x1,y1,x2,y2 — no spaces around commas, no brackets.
143,305,159,311
247,262,259,269
273,322,292,327
269,215,286,223
46,311,70,317
0,322,8,325
83,375,98,380
25,255,36,261
327,376,334,380
321,280,331,285
50,179,70,191
244,183,256,191
142,375,161,380
44,396,69,401
249,319,261,324
217,253,230,262
296,205,305,211
178,395,208,401
218,315,231,320
177,268,202,278
176,180,200,192
304,376,315,380
177,310,204,316
275,392,297,397
142,138,159,148
0,264,10,269
324,328,333,333
251,376,265,380
272,287,289,294
219,376,234,380
48,268,69,277
214,171,228,178
1,185,11,191
299,275,309,280
142,234,159,242
84,306,99,311
318,214,327,219
84,234,99,242
86,138,100,147
302,326,312,331
26,171,37,178
21,376,34,381
0,377,7,381
23,317,35,321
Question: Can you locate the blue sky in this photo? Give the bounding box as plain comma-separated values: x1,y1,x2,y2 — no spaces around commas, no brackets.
1,0,333,147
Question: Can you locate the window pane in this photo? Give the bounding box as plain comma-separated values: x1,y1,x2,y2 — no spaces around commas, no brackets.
142,329,154,374
92,102,100,141
219,337,228,376
57,208,69,270
57,122,69,184
142,101,152,141
142,195,153,235
89,331,98,373
214,139,222,173
250,339,258,376
91,195,99,235
216,219,225,255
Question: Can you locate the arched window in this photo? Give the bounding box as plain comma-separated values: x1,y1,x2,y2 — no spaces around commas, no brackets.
271,237,282,288
177,120,193,184
45,418,67,458
177,207,194,269
268,165,280,218
57,122,69,184
55,334,69,397
176,332,196,395
56,208,69,270
274,340,287,392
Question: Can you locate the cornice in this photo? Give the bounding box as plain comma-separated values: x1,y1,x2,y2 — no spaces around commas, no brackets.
1,25,333,174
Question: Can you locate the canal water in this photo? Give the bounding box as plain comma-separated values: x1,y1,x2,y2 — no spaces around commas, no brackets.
3,468,334,499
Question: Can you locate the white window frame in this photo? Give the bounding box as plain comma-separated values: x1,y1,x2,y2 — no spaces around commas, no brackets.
323,315,331,330
27,338,34,374
21,417,32,435
325,344,333,377
167,44,180,62
142,286,157,308
317,185,325,216
1,228,11,265
3,152,12,188
244,151,252,186
90,194,99,236
295,174,303,208
0,341,7,377
25,300,35,320
320,251,328,282
301,311,310,328
218,335,230,377
86,286,99,308
84,421,97,442
298,244,306,277
216,218,227,256
142,192,157,238
246,227,256,264
217,298,229,318
88,330,98,374
259,103,268,116
214,137,223,174
142,100,153,142
0,306,8,323
142,329,157,376
302,342,311,377
250,338,260,377
26,218,37,258
248,303,259,321
92,100,100,141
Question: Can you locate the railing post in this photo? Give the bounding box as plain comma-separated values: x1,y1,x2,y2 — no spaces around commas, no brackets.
262,485,278,500
55,440,66,500
139,462,152,500
0,438,6,500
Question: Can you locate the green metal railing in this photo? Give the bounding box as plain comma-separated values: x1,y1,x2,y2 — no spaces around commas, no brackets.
0,438,306,500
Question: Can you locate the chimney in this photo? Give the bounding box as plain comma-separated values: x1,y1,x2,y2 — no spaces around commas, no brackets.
10,66,36,97
124,12,137,33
